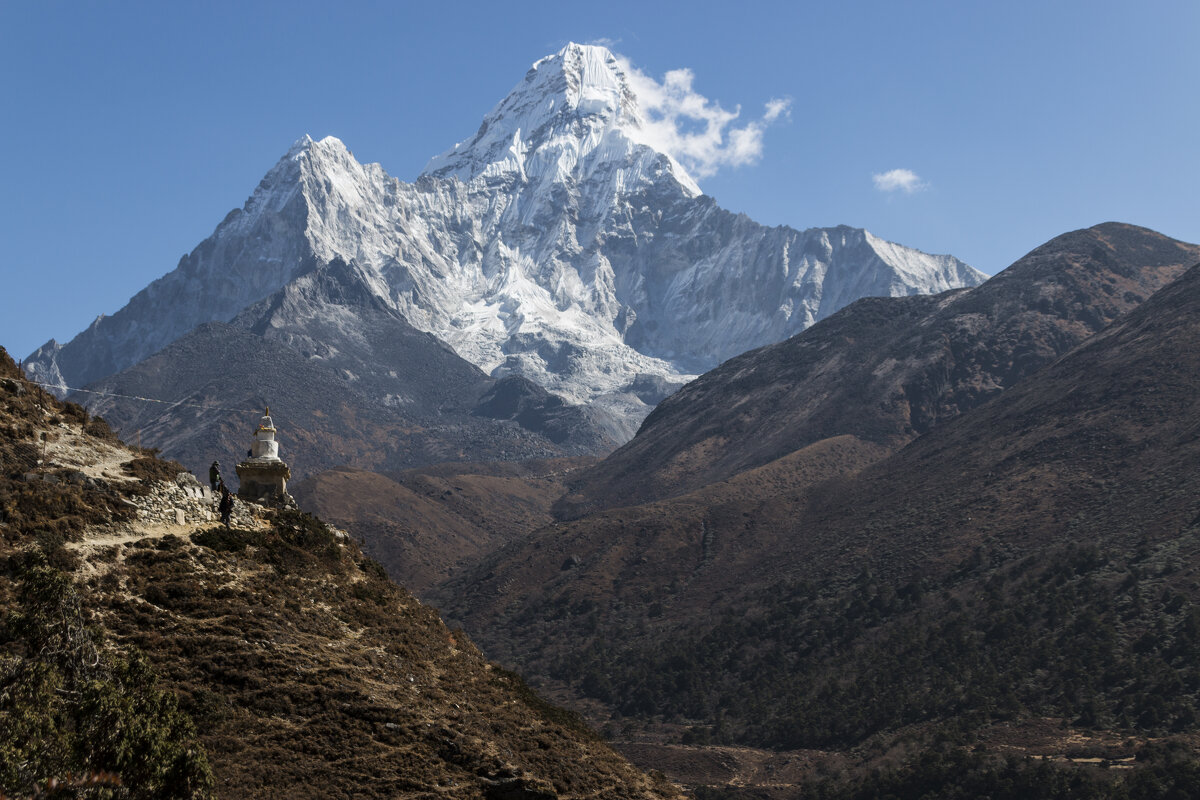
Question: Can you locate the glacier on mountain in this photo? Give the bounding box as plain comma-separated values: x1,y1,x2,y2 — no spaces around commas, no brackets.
25,42,986,431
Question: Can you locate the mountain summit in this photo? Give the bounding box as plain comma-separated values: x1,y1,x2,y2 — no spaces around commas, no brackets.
424,42,702,197
25,44,985,441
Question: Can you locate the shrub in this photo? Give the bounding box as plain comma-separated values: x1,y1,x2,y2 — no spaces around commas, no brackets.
0,563,215,798
124,455,187,485
191,526,264,553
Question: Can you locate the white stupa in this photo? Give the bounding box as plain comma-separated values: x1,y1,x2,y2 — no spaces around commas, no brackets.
235,407,293,505
251,408,281,460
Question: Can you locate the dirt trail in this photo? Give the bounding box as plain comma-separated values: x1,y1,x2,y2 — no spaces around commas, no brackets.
68,480,268,577
41,420,142,485
67,520,209,579
69,521,210,551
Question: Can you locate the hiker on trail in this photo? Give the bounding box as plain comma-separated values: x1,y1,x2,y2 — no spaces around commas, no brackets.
219,487,233,528
209,461,222,492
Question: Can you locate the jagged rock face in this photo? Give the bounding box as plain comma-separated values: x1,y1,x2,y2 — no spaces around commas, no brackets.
424,43,699,196
27,43,985,431
29,149,318,391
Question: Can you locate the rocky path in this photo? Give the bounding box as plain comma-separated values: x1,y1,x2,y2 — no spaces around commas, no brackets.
70,521,213,552
39,420,142,485
65,459,267,574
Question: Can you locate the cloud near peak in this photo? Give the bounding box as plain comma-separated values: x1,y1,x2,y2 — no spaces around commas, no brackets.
615,54,791,181
873,168,926,194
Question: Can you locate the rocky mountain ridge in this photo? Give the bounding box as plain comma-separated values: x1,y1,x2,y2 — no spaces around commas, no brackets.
75,265,622,487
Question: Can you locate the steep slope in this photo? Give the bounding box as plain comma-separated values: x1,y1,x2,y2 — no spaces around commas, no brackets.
26,43,983,433
558,223,1200,515
291,457,594,595
22,136,325,393
0,347,680,799
569,254,1200,757
431,242,1200,793
814,253,1200,579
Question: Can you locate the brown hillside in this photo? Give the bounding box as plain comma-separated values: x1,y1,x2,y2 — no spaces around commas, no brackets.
292,457,595,594
433,433,890,636
558,223,1200,517
0,346,680,799
433,250,1200,794
795,254,1200,583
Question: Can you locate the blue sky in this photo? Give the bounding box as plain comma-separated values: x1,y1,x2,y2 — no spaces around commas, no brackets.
2,0,1197,360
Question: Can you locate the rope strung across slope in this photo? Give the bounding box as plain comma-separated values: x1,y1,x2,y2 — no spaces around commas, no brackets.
25,381,263,415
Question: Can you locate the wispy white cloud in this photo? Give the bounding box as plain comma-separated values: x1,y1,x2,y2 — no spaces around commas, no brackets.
615,54,791,179
873,168,926,194
764,98,791,122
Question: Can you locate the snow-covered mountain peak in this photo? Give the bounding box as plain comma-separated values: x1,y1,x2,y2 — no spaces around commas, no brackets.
248,134,382,226
256,135,352,196
286,133,316,155
25,45,986,441
301,134,351,156
422,42,701,197
528,43,639,122
278,135,359,176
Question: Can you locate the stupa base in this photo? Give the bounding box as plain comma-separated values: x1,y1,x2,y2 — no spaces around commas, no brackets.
235,459,293,507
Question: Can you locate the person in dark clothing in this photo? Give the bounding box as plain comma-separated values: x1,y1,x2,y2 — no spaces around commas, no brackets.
219,488,234,528
209,461,221,492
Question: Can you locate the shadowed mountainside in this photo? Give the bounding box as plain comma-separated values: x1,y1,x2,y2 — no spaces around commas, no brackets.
429,233,1200,795
556,223,1200,517
568,254,1200,763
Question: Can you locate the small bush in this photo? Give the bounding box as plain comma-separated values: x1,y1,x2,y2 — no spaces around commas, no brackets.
123,455,186,485
83,415,120,443
267,510,341,573
191,527,264,553
58,401,88,425
272,509,336,550
361,556,389,582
